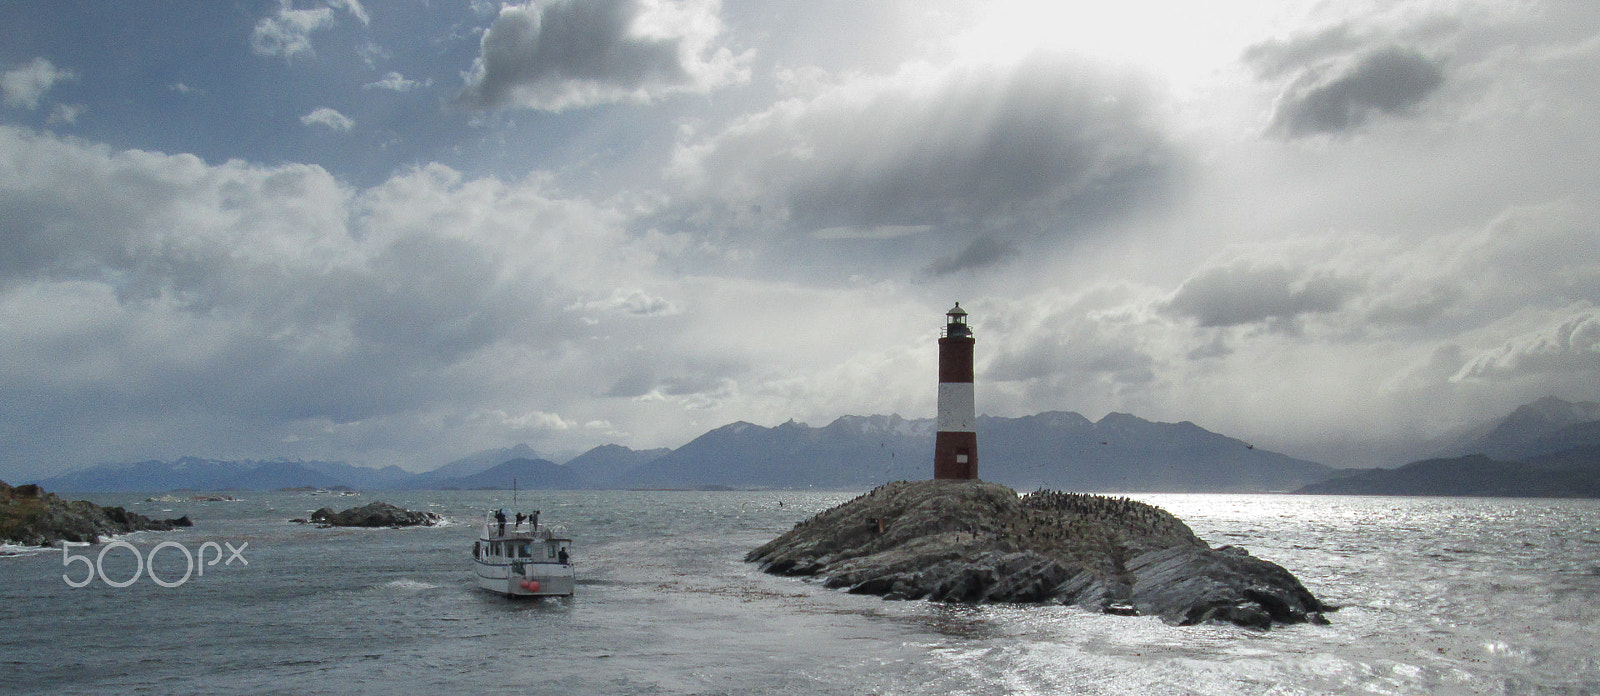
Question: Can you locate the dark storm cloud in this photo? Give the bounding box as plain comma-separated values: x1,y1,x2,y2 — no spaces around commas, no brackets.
671,54,1176,258
796,61,1170,234
1265,46,1446,137
458,0,744,111
1243,24,1367,80
604,372,655,398
1162,262,1356,329
924,236,1018,276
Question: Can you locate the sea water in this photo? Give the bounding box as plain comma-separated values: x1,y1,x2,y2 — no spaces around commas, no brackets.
2,490,1598,695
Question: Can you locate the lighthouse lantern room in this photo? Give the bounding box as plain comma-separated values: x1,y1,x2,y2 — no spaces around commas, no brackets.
934,303,978,480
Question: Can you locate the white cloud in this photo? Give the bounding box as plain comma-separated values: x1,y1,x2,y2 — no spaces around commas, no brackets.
569,288,681,317
363,71,429,92
457,0,750,111
1,58,76,110
0,125,660,471
326,0,369,26
357,41,391,68
47,104,85,125
250,0,369,59
1454,306,1600,383
300,107,355,132
251,5,334,58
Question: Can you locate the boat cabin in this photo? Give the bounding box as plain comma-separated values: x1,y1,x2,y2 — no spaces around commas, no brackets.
474,509,572,565
473,535,570,564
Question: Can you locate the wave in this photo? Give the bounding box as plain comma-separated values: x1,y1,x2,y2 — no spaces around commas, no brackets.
376,578,440,591
0,543,50,557
0,530,170,557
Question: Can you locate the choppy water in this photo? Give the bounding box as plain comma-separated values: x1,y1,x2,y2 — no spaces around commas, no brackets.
3,490,1598,695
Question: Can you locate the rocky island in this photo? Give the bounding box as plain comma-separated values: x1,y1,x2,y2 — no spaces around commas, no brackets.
295,501,441,528
1,480,192,547
748,480,1330,628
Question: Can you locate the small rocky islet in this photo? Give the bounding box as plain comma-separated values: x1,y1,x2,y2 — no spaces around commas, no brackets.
748,479,1331,628
292,501,441,528
1,480,192,547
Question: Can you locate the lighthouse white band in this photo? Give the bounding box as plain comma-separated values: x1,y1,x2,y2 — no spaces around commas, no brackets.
936,382,975,432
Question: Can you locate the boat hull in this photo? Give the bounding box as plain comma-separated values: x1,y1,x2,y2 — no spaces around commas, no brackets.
473,559,575,597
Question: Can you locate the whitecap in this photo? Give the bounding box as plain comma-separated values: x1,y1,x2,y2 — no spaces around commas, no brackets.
0,542,50,557
378,578,440,591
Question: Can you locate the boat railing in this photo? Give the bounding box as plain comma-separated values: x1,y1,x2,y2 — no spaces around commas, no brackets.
480,518,567,541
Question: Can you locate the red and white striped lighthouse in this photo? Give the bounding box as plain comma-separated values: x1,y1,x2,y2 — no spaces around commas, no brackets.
934,303,978,480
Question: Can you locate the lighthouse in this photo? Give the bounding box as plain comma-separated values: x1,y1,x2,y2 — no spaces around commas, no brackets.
934,303,978,480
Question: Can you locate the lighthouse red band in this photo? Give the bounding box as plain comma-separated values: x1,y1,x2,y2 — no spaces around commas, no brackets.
935,303,978,480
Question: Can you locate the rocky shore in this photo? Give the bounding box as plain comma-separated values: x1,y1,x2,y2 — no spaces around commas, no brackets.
1,480,192,547
747,480,1331,628
294,501,440,528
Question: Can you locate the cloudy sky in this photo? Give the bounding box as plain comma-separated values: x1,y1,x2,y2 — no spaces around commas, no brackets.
3,0,1598,479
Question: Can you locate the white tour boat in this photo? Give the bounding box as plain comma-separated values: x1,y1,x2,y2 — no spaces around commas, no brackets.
472,509,574,597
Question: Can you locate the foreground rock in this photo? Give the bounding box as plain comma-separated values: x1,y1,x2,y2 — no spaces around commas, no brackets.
301,501,440,528
747,480,1330,628
1,480,192,546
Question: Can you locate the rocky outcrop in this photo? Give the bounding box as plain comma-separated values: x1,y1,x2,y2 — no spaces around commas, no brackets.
147,494,238,502
1,480,190,546
303,501,440,528
747,480,1331,628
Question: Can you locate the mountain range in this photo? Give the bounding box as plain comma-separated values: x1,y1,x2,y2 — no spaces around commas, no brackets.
1294,448,1600,497
623,412,1332,492
32,457,412,493
1296,397,1600,497
34,411,1333,493
35,397,1600,496
1448,396,1600,460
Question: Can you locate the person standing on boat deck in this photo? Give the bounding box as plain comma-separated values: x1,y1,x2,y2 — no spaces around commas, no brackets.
514,512,525,527
531,510,540,529
495,509,506,536
558,547,569,565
